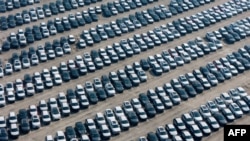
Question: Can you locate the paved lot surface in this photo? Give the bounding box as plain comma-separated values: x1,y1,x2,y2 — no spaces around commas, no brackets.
0,0,249,141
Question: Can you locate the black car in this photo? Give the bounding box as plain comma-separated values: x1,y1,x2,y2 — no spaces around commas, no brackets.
144,103,157,118
147,132,159,141
121,77,132,89
90,13,98,22
184,85,197,97
230,32,241,41
20,118,30,133
87,92,98,104
126,111,139,126
70,69,79,79
238,58,250,70
96,88,107,100
200,66,210,76
169,6,178,15
175,87,189,100
212,112,227,127
113,81,124,93
2,41,10,51
190,80,204,93
18,109,28,122
92,33,101,43
62,71,71,82
101,75,110,86
224,34,236,44
139,93,150,106
75,122,87,136
140,59,150,70
212,71,225,83
0,128,8,141
89,128,101,141
65,126,76,140
24,74,32,85
11,39,20,49
67,89,76,100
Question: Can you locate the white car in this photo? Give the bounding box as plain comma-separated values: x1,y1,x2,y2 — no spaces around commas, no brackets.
61,102,71,116
13,60,22,71
100,124,111,139
93,77,103,90
15,78,23,88
56,131,66,141
7,91,15,103
0,84,4,95
68,35,76,44
0,94,6,107
84,81,94,93
85,118,96,130
45,135,53,141
26,83,35,96
8,112,17,124
51,107,61,121
37,7,45,19
9,123,19,138
16,87,25,99
5,63,13,74
55,47,64,57
63,43,71,54
70,98,80,111
105,83,116,96
41,111,51,125
22,58,31,68
44,77,53,88
48,98,58,109
29,105,38,116
35,79,44,92
113,106,125,118
75,84,85,96
49,26,57,35
95,112,106,126
54,74,62,85
118,115,130,130
108,119,121,135
58,92,67,104
79,95,89,108
39,100,48,111
6,82,14,92
105,109,116,121
31,115,41,129
31,54,39,65
0,116,6,128
0,67,4,78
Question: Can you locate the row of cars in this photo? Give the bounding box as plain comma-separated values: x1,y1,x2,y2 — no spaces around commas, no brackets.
0,5,99,31
0,63,149,139
0,0,160,31
206,18,250,44
0,58,148,105
1,0,239,77
1,2,172,51
0,0,103,13
47,46,250,141
139,87,250,141
142,37,223,76
0,0,218,52
0,0,40,13
2,9,98,49
101,0,166,17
